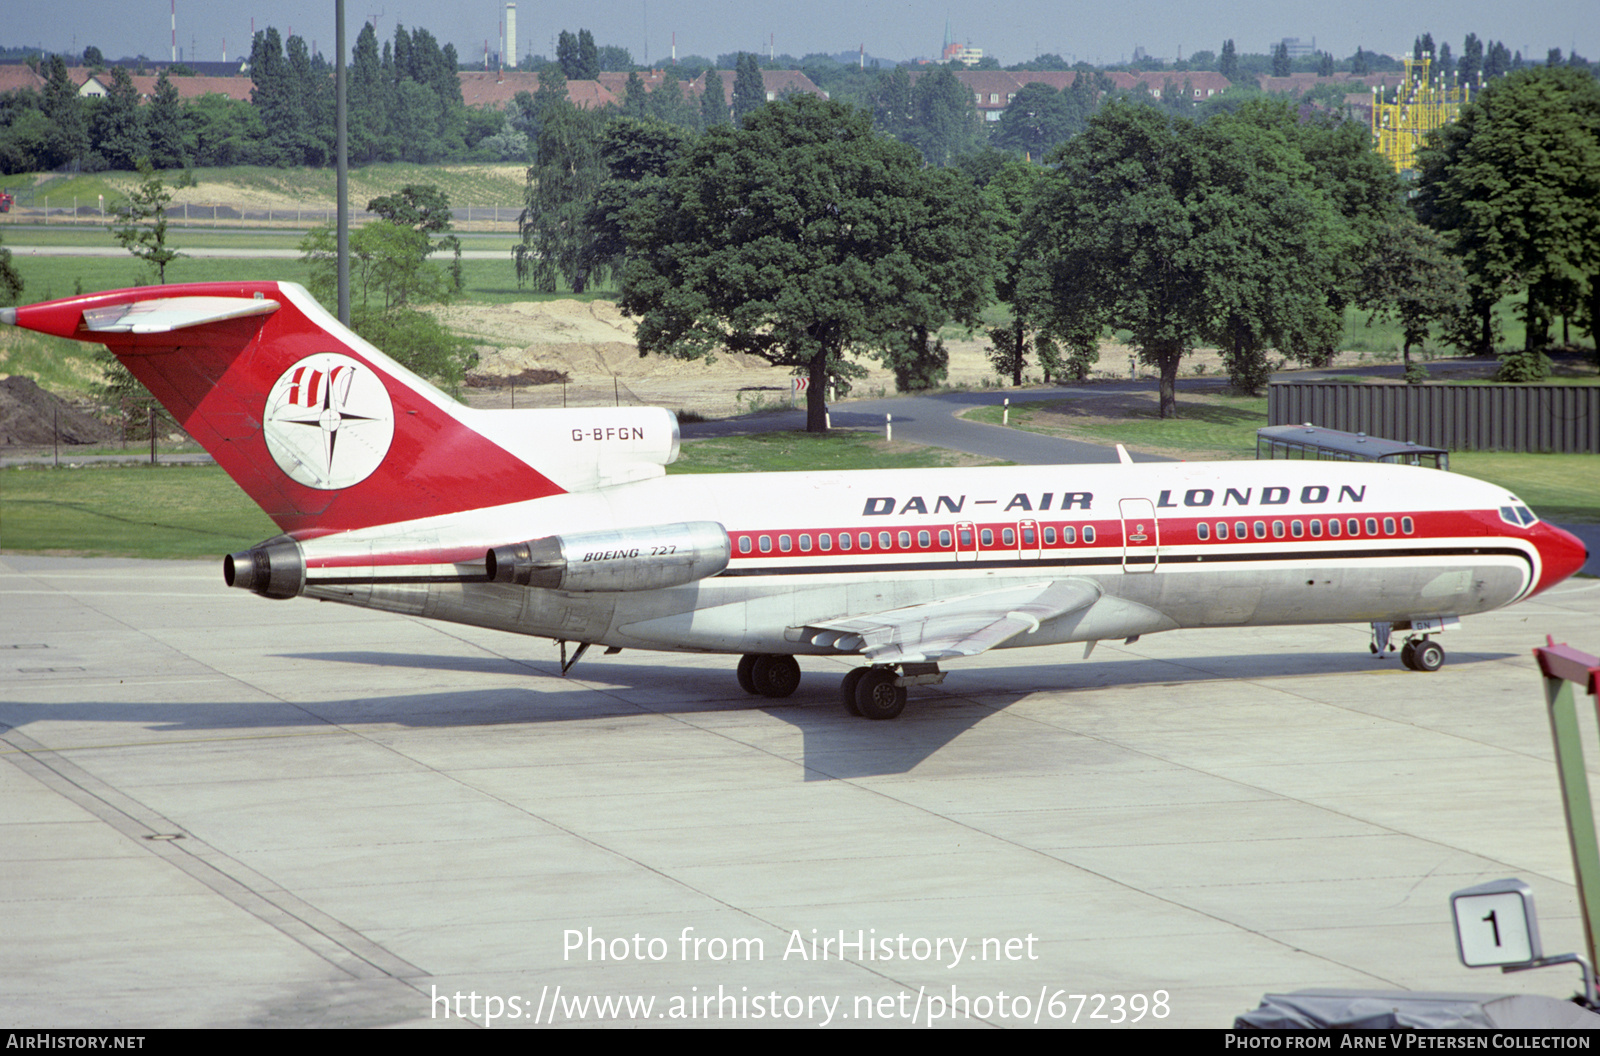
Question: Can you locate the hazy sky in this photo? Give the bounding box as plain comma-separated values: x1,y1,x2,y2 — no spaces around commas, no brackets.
9,1,1596,69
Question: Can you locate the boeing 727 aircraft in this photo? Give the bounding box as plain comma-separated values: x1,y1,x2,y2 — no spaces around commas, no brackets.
4,281,1587,719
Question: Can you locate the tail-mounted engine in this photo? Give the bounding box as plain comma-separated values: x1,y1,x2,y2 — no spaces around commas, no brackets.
223,535,306,599
486,521,730,593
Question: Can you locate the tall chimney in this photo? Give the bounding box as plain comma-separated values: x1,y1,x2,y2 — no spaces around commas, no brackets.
505,4,517,69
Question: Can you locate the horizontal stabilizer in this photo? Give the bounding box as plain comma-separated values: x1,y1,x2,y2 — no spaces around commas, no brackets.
81,296,279,334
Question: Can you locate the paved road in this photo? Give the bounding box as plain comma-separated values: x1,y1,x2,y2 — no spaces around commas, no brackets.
683,382,1181,465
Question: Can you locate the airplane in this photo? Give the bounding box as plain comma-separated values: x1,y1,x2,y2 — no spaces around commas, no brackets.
3,280,1588,720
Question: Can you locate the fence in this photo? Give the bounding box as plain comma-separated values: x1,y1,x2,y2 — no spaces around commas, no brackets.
1268,381,1600,454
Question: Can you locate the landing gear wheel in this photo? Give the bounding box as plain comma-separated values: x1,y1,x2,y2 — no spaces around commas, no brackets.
1400,641,1418,670
1411,639,1445,672
751,654,801,698
854,668,906,721
736,654,759,694
840,667,869,716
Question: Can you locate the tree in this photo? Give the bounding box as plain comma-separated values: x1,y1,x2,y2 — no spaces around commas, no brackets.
108,160,182,283
515,68,608,292
146,70,187,170
577,30,600,80
619,95,992,432
556,31,581,79
1219,40,1239,81
586,118,692,279
0,230,22,307
1415,66,1600,362
1272,43,1291,77
910,67,981,166
1358,215,1470,380
699,67,728,127
870,66,914,141
1459,34,1484,86
89,66,147,170
367,184,462,290
40,55,88,170
300,222,474,392
732,53,765,124
1021,103,1341,415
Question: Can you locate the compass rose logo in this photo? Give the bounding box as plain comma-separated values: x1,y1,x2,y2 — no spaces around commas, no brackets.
263,353,395,489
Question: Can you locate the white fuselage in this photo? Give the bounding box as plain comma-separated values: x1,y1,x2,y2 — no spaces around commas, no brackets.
290,459,1553,659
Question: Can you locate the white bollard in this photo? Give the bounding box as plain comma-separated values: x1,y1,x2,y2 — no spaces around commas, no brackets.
886,413,892,442
1004,397,1010,426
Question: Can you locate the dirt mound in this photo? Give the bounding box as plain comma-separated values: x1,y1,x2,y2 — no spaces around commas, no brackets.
0,375,118,446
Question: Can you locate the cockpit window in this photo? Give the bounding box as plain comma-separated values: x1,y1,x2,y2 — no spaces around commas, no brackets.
1499,504,1539,527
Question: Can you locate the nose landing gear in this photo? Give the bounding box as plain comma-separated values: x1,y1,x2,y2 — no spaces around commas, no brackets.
1371,618,1458,671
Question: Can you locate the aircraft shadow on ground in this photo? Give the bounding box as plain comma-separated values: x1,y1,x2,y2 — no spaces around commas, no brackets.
1,648,1513,781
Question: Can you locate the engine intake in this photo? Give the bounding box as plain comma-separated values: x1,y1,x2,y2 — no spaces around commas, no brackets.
487,521,730,593
224,535,306,600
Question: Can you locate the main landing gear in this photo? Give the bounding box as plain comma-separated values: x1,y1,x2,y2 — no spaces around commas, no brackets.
1370,618,1458,672
735,655,945,720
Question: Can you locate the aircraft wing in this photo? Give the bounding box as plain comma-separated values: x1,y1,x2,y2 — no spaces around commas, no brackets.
798,578,1102,665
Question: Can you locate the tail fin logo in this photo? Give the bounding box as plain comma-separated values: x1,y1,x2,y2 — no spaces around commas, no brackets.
263,353,395,490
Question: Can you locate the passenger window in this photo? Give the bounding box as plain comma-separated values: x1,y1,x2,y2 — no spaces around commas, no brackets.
1002,528,1016,546
1383,517,1395,535
1083,526,1096,543
799,534,812,552
839,533,852,551
1348,518,1360,536
1310,520,1322,538
1291,520,1303,538
918,530,930,548
1253,521,1266,540
1328,519,1341,537
1216,522,1228,541
1197,523,1210,541
1366,518,1378,536
820,533,832,551
859,532,872,549
1022,526,1036,546
1062,526,1076,544
897,531,911,549
1401,517,1414,535
981,528,994,546
779,534,792,552
1272,520,1285,539
940,529,952,547
958,528,973,547
1043,527,1056,545
739,536,752,554
1235,521,1248,539
759,535,772,553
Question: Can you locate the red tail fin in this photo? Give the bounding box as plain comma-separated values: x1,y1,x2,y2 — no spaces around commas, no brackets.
6,281,564,534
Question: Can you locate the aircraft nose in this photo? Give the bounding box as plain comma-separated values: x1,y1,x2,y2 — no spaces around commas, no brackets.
1532,522,1590,596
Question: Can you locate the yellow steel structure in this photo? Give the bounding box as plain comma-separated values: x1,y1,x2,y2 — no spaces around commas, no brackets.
1372,56,1470,173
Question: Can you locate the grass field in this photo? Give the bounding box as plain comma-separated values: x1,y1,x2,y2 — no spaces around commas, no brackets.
11,162,528,214
672,429,1003,474
0,431,997,559
1,463,278,559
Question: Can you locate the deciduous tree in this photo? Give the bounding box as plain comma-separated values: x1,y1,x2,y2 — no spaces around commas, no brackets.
620,95,991,431
108,161,182,283
1020,103,1341,414
515,68,608,292
1415,65,1600,364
